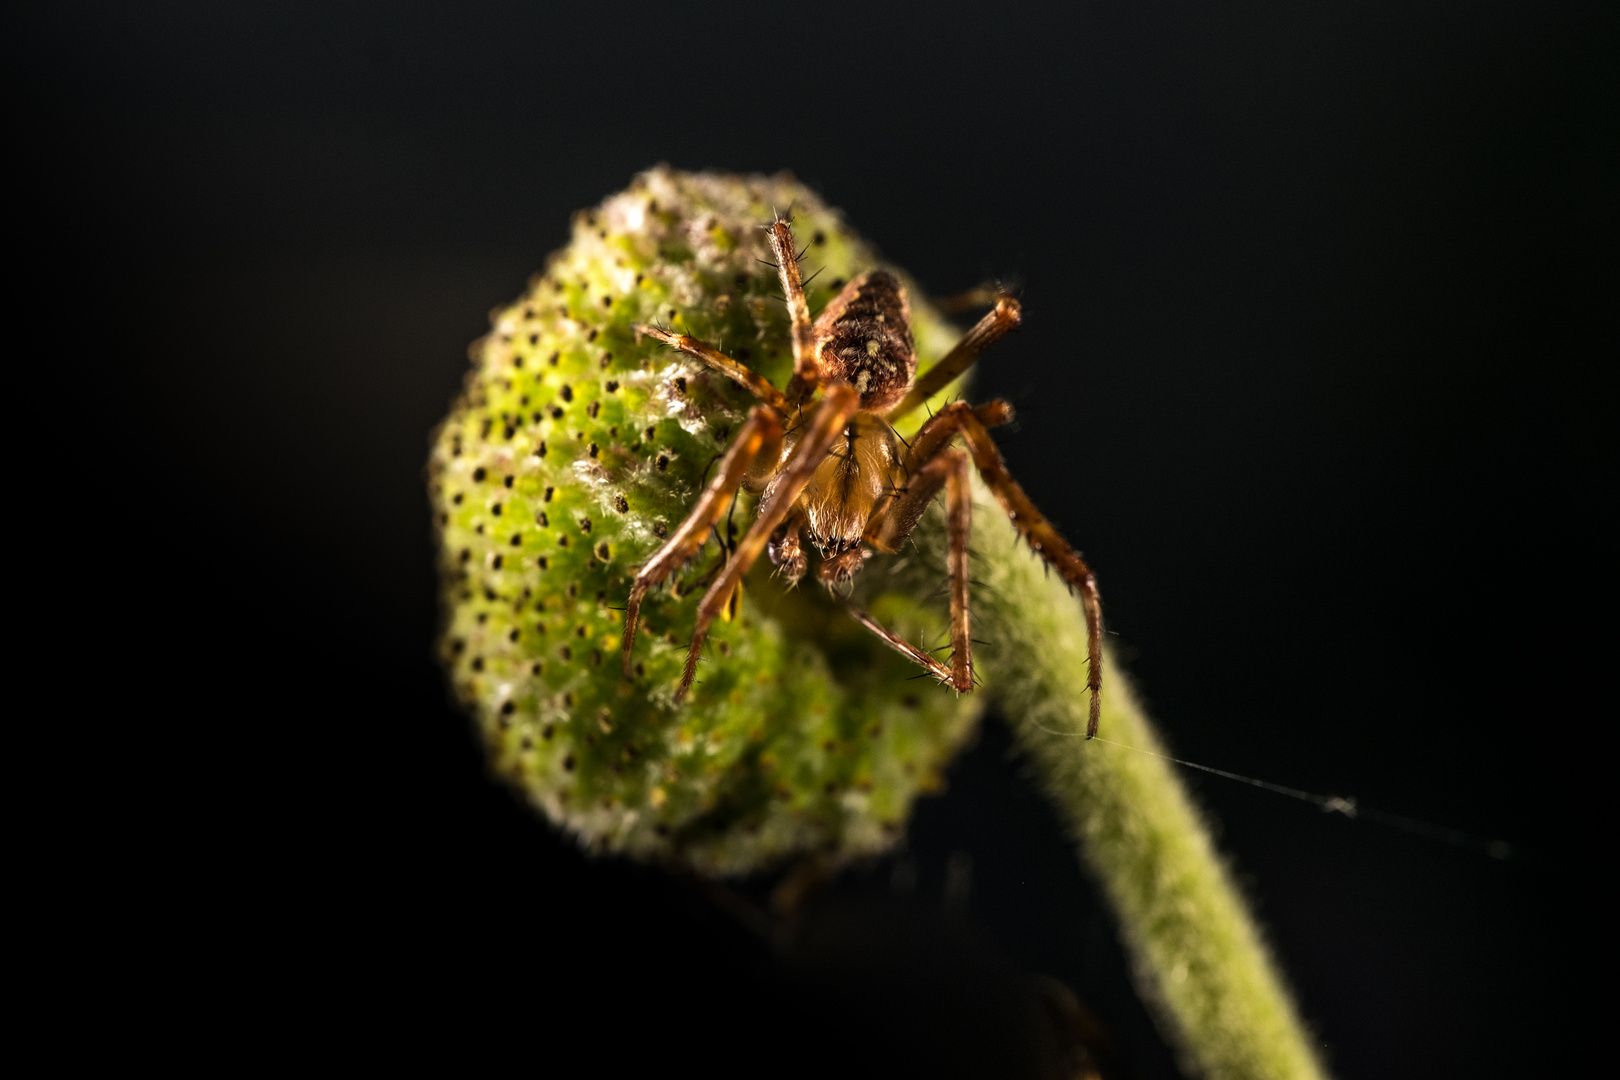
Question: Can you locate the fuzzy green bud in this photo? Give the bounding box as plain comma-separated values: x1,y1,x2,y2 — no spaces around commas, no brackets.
429,167,978,874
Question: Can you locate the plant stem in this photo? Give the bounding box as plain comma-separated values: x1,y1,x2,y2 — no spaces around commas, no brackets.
971,478,1329,1080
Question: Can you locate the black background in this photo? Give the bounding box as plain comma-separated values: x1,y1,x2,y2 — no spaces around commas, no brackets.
11,2,1610,1076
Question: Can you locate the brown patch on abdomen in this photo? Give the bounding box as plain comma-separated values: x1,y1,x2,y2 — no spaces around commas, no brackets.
812,271,916,412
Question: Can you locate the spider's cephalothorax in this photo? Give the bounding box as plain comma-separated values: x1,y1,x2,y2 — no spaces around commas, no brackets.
626,218,1106,736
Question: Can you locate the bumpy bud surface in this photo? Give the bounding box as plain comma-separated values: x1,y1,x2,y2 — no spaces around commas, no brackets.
429,168,980,874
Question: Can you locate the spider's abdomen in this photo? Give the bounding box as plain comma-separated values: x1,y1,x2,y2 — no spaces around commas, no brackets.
811,270,916,412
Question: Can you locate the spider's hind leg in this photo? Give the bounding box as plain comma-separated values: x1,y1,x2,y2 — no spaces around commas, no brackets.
845,448,976,694
902,401,1105,736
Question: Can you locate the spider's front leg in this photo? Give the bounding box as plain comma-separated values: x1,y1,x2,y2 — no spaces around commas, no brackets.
622,405,784,678
631,324,788,410
902,400,1106,736
766,217,820,404
675,384,860,702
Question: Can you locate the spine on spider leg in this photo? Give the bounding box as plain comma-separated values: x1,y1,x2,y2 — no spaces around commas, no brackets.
969,476,1329,1080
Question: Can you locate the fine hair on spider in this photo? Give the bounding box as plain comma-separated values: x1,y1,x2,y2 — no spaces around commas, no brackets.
623,216,1106,736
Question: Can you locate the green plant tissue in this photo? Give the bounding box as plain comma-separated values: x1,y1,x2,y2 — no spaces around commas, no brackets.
429,167,983,875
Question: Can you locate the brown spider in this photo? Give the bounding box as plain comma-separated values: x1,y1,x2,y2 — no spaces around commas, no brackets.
623,217,1105,736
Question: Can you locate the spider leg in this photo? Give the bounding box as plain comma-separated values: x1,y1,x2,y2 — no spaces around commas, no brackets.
766,217,819,403
846,447,975,692
886,295,1022,424
675,384,859,702
622,404,784,678
901,400,1104,736
632,324,788,410
932,283,1011,316
865,401,1011,547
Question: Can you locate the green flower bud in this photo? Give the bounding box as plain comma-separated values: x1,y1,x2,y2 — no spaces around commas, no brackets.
429,167,978,874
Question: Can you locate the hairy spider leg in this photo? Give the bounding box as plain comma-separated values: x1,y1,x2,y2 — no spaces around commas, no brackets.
904,400,1105,737
676,384,860,702
622,405,785,678
849,448,976,691
631,324,789,411
886,295,1022,424
766,218,819,404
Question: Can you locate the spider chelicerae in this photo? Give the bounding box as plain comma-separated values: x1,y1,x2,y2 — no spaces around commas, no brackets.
623,216,1104,736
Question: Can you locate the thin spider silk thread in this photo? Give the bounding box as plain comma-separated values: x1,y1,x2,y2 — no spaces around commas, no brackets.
1028,720,1516,861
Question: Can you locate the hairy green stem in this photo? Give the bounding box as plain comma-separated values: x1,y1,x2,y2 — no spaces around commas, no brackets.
970,478,1328,1080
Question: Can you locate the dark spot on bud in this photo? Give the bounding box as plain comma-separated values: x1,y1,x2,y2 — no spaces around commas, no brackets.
560,385,573,402
587,328,598,342
536,441,547,458
588,442,599,457
674,376,687,394
537,556,548,570
509,534,521,547
644,425,657,440
653,521,668,539
595,541,611,561
538,511,549,527
813,230,826,245
452,493,463,505
459,548,471,563
544,487,555,502
557,534,569,548
508,628,519,642
613,494,628,513
560,645,573,661
501,700,516,716
492,503,502,516
492,554,503,569
656,453,670,471
471,657,484,671
587,401,599,419
473,467,487,482
548,351,560,366
605,380,619,392
563,754,575,772
578,517,592,533
542,723,554,740
504,475,514,489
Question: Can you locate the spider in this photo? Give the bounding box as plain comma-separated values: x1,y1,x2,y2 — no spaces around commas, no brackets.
623,217,1105,737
